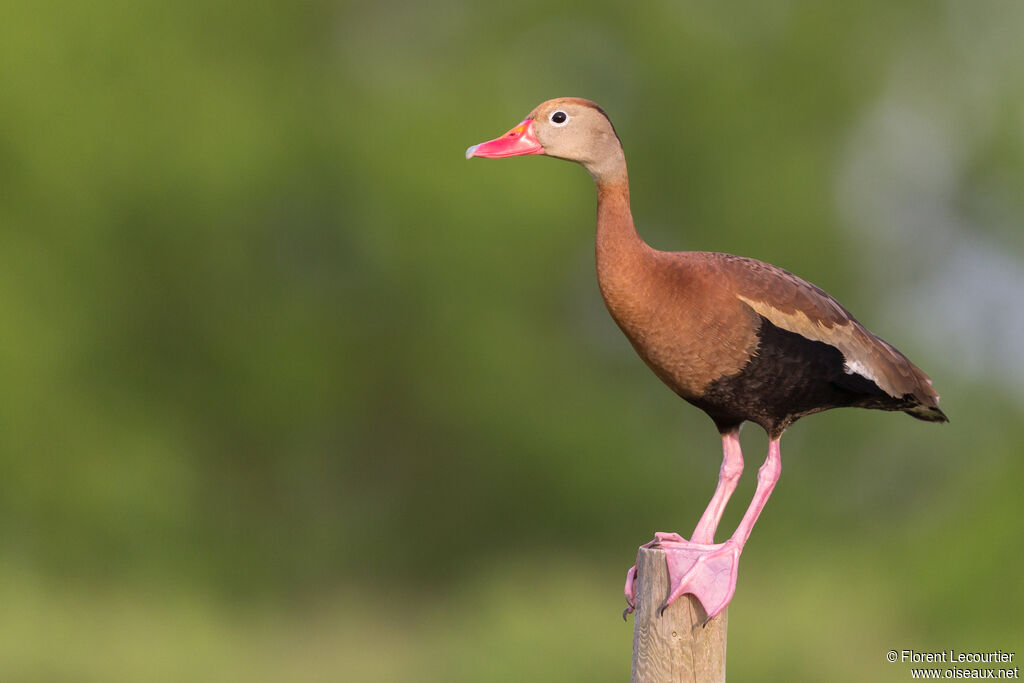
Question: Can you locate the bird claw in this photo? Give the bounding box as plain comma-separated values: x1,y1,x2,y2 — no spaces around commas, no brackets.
622,564,637,618
623,532,689,617
660,537,740,621
623,533,741,622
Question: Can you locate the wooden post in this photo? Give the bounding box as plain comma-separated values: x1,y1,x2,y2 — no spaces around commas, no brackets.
631,546,728,683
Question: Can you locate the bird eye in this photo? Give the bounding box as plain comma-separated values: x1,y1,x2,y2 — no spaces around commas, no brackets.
550,110,569,126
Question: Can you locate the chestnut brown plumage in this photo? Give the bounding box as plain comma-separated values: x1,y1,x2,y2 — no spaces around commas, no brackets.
467,97,946,621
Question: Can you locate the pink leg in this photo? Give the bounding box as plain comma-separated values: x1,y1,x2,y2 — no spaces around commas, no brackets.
623,431,743,613
728,438,781,548
690,431,744,544
624,438,782,622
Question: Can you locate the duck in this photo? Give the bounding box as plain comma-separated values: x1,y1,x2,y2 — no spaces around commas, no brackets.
466,97,947,621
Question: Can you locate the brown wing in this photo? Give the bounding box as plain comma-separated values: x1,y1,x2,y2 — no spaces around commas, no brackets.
708,253,943,414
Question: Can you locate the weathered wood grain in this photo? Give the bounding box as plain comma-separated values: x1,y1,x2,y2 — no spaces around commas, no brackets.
631,546,728,683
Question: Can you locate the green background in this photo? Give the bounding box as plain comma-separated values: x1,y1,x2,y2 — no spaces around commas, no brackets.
2,1,1021,681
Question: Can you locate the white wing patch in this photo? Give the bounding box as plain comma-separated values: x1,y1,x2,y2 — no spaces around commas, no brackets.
843,357,881,384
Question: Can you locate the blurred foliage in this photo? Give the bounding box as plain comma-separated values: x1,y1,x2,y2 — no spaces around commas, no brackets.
1,1,1022,681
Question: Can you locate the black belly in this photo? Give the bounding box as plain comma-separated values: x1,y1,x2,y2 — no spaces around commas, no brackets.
691,316,908,438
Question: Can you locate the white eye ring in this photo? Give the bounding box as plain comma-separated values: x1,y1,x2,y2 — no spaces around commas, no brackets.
549,110,569,126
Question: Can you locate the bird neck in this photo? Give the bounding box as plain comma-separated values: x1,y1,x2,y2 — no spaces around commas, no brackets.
595,179,653,316
596,178,645,259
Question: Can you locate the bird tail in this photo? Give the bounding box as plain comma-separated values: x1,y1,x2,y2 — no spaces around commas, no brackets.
905,403,949,423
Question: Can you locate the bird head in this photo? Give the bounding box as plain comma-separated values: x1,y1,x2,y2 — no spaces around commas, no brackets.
466,98,625,182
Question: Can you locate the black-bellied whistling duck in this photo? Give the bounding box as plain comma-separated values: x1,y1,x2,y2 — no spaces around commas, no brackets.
466,98,947,622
